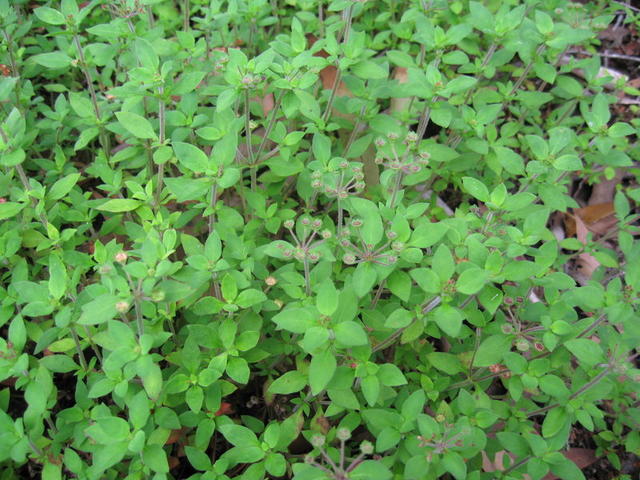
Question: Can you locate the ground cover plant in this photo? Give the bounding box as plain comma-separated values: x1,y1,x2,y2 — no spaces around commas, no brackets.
1,0,640,478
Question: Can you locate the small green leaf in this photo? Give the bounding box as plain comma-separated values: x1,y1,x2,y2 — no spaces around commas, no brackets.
173,141,210,173
116,111,157,140
309,350,337,395
462,177,489,202
96,199,142,213
268,370,307,395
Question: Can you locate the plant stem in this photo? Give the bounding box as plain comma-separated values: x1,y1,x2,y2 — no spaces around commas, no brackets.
183,0,190,31
154,87,166,207
303,256,312,296
255,90,285,161
70,327,88,371
321,4,354,124
244,89,257,191
72,33,110,158
527,366,611,417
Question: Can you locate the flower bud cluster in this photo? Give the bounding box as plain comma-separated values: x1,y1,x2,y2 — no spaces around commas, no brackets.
373,131,431,177
311,161,365,200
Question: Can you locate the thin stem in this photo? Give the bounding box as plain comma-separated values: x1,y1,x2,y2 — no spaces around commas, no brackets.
154,87,166,207
255,91,285,161
388,172,404,209
15,164,48,229
370,280,386,309
208,183,218,234
72,33,110,158
321,4,354,123
244,90,257,191
526,366,611,417
502,455,532,475
303,257,311,296
183,0,190,31
70,327,88,371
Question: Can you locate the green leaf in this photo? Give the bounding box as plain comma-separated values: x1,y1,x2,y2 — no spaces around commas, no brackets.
78,294,118,325
410,222,447,248
433,304,463,338
34,6,66,25
410,268,441,293
427,352,463,375
48,173,80,201
564,339,603,367
608,122,635,138
553,154,582,171
269,370,307,395
334,321,369,346
32,52,73,69
462,177,489,202
349,460,392,480
352,262,378,298
226,357,250,384
173,141,210,174
473,335,512,367
96,199,141,212
0,202,25,220
542,408,569,438
272,308,316,334
143,444,169,473
316,280,338,316
378,363,407,386
384,308,413,329
48,254,67,300
362,375,380,406
348,197,383,245
116,111,157,140
352,60,388,80
456,268,489,295
309,350,337,395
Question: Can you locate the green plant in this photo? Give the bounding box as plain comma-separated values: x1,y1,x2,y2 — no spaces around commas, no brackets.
0,0,639,479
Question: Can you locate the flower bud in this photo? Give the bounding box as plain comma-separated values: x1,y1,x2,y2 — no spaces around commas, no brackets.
301,217,311,226
308,252,320,262
360,441,374,455
338,191,349,199
115,251,128,264
387,132,399,141
515,340,529,352
312,219,322,229
374,138,386,147
321,230,332,239
386,231,398,240
312,180,323,189
336,428,351,441
284,219,295,229
374,157,385,165
339,160,349,169
265,276,277,286
405,132,418,143
501,324,514,334
391,241,404,252
116,301,130,313
311,171,322,179
351,218,363,228
387,255,398,264
310,435,325,448
343,253,357,265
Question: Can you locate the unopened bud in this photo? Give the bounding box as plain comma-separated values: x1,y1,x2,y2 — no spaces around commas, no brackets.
336,428,351,441
116,301,130,313
321,230,332,239
311,219,322,229
351,218,363,228
265,276,277,286
374,138,386,147
301,217,311,226
360,441,374,454
115,251,128,264
405,132,418,143
343,254,357,265
501,324,514,334
387,132,399,140
308,252,320,262
310,435,325,448
516,340,529,352
284,220,294,229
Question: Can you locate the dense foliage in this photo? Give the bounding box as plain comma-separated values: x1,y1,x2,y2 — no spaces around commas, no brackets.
0,0,639,479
